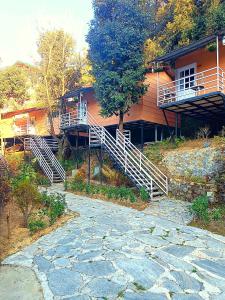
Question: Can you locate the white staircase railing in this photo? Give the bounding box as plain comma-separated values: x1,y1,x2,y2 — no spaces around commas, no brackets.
87,112,168,199
28,138,54,183
33,136,65,182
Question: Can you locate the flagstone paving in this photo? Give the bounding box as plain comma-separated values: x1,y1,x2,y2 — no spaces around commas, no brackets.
2,187,225,299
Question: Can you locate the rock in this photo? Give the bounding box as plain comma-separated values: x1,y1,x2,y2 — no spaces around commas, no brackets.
73,260,115,276
163,245,195,258
48,269,82,296
86,278,122,298
33,255,53,273
171,271,203,291
192,259,225,278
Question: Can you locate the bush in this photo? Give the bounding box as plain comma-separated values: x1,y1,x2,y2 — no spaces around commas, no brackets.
41,192,67,225
13,180,41,227
210,208,222,221
140,188,149,202
12,163,37,187
73,168,86,183
68,180,137,203
190,195,209,222
36,174,51,186
28,219,47,234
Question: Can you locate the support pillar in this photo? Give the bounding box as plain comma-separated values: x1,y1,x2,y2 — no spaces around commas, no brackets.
140,124,144,151
155,125,158,142
88,145,91,185
175,113,178,138
99,146,103,185
161,126,164,141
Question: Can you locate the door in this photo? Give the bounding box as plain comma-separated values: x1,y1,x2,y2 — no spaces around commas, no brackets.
78,100,87,124
176,64,196,101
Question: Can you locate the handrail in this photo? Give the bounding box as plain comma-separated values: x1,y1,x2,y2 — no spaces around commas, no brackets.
34,136,65,181
87,112,168,198
29,138,54,183
157,66,225,106
116,129,168,194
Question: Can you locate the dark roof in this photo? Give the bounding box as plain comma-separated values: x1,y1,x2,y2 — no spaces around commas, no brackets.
155,32,225,63
61,87,94,100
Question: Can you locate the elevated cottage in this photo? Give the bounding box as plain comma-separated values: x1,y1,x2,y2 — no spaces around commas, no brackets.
154,33,225,129
59,71,177,146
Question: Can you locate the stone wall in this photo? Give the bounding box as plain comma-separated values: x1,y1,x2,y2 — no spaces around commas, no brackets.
163,147,225,179
162,146,225,202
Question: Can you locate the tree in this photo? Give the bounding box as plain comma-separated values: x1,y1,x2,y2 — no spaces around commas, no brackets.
0,64,29,108
37,29,75,134
87,0,150,131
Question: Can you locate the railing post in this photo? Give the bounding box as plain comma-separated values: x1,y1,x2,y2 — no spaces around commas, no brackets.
140,153,142,170
69,112,71,127
217,66,220,91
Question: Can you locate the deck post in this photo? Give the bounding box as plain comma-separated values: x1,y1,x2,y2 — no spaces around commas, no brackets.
161,126,164,141
155,125,158,142
88,145,91,185
216,35,220,90
140,124,144,151
175,113,178,138
99,146,103,185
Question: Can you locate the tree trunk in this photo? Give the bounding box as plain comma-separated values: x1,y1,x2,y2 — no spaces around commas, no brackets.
119,111,124,132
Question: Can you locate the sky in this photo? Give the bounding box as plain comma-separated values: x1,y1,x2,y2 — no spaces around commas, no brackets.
0,0,93,67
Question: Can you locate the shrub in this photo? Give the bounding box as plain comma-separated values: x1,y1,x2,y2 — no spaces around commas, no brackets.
13,180,41,227
41,192,67,225
36,174,51,186
210,208,222,221
73,168,86,183
190,195,209,222
28,219,47,234
0,175,11,209
140,188,149,202
12,163,37,187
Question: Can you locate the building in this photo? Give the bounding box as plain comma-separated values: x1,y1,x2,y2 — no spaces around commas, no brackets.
59,71,177,147
154,32,225,133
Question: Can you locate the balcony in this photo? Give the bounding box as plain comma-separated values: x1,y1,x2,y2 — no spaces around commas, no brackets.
60,110,87,129
158,67,225,106
157,67,225,120
13,124,36,136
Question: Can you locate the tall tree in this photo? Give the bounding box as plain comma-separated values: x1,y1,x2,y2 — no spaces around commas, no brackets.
37,29,75,134
87,0,150,131
0,64,29,109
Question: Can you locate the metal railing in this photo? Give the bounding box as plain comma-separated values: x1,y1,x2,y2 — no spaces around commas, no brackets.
60,111,79,129
87,112,168,199
29,138,54,183
34,136,65,182
45,138,59,150
158,66,225,106
14,124,35,136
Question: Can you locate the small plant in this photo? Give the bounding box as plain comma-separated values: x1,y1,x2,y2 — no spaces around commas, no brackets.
210,208,222,221
28,219,47,234
13,179,41,227
197,126,211,140
190,195,209,222
133,282,146,291
41,192,67,225
140,188,149,202
36,174,51,186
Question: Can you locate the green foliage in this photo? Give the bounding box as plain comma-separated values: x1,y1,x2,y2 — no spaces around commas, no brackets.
87,0,150,128
41,192,67,225
140,188,149,202
210,208,223,222
36,174,51,187
11,163,37,188
190,195,209,222
144,138,185,163
13,179,41,227
28,219,47,234
0,64,29,108
69,179,137,203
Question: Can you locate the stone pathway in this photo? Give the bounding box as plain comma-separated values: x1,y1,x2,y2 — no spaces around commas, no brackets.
2,187,225,300
144,198,193,225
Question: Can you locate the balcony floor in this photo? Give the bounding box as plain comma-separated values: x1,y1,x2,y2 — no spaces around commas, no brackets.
160,91,225,121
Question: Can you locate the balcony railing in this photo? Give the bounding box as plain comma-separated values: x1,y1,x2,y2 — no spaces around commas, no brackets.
14,125,36,136
60,110,87,129
157,67,225,106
